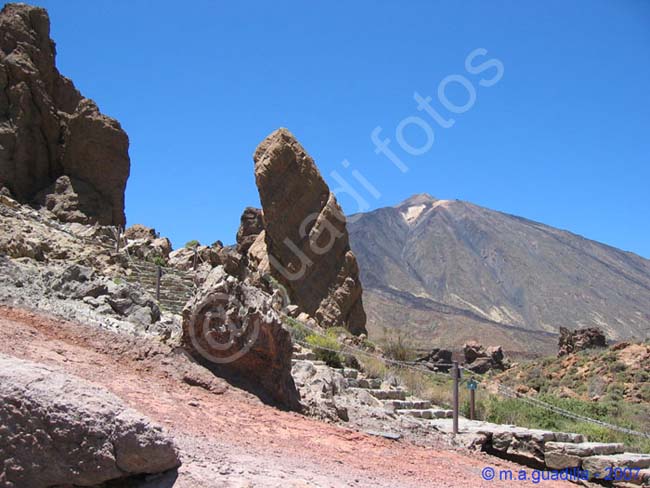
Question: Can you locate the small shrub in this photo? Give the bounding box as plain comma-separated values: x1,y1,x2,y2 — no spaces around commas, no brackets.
609,361,627,373
381,332,415,362
151,256,166,267
283,317,309,343
184,239,200,249
306,334,343,368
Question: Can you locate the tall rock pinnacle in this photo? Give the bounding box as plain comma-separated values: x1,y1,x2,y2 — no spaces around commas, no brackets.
253,128,367,335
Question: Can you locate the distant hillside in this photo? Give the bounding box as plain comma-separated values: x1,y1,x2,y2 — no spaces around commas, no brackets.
348,194,650,355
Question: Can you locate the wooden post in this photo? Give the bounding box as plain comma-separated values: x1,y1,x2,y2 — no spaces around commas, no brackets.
452,361,459,435
193,246,198,271
155,265,162,301
470,388,476,420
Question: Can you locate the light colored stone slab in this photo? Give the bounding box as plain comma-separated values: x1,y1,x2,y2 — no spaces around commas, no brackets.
545,441,624,457
583,453,650,479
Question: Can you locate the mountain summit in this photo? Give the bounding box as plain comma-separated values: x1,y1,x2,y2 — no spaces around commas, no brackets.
348,195,650,355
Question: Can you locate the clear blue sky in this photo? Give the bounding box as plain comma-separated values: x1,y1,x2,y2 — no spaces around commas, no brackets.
19,0,650,257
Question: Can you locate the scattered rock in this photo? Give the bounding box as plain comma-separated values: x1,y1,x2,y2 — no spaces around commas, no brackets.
182,266,300,410
0,4,130,226
463,341,510,373
558,326,607,356
252,128,367,335
0,354,180,488
415,347,453,372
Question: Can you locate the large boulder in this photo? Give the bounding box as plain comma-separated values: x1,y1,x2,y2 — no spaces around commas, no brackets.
415,347,453,373
181,266,300,410
558,326,607,356
0,354,180,487
0,3,130,226
463,341,510,373
252,128,367,335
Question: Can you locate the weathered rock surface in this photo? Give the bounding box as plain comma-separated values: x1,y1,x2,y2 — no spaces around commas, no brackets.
0,3,130,226
0,257,174,339
558,326,607,356
124,224,157,241
182,266,300,410
0,354,180,487
236,207,264,254
414,347,453,373
463,340,510,373
253,128,366,335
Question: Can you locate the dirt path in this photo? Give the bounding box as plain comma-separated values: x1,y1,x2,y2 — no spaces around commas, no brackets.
0,306,574,487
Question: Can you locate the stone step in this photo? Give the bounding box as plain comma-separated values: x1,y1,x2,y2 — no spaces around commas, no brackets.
293,351,317,361
357,378,382,389
397,408,453,420
544,442,626,470
339,368,359,380
291,359,326,366
583,453,650,481
383,399,433,410
365,389,407,401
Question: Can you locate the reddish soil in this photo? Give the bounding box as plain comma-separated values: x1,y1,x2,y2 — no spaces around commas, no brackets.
0,306,574,487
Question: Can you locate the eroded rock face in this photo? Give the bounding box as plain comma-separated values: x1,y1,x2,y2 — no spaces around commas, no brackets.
558,327,607,357
0,354,180,488
0,3,130,226
181,266,300,410
253,128,367,335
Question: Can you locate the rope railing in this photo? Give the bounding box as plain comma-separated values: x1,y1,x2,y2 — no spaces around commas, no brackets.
496,384,650,439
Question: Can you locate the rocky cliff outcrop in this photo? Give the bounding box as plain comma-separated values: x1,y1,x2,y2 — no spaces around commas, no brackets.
0,3,130,226
253,128,367,335
0,354,180,487
182,266,300,410
558,326,607,357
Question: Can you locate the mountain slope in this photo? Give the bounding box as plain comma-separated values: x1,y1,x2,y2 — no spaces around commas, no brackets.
348,194,650,355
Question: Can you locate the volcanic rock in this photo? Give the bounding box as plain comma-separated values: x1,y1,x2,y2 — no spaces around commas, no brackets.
415,347,453,373
253,128,366,335
236,207,264,254
558,326,607,356
0,354,180,488
0,3,130,226
463,340,509,373
124,224,158,241
181,266,300,410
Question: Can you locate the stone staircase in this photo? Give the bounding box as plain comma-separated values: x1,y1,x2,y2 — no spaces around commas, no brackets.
123,261,196,314
292,345,649,485
291,346,453,423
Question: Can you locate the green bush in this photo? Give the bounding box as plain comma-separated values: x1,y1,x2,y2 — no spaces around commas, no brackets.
151,256,166,267
306,333,343,368
184,239,200,249
283,317,309,343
